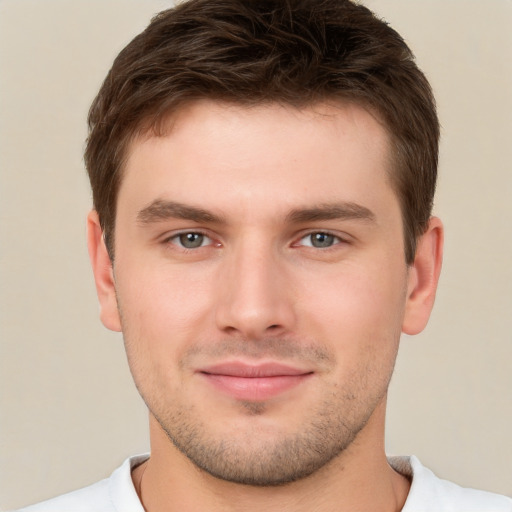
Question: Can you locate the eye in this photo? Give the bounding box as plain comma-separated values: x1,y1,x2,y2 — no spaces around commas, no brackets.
171,232,212,249
298,232,341,248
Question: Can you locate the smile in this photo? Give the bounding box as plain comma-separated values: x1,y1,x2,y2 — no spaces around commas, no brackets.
198,362,314,401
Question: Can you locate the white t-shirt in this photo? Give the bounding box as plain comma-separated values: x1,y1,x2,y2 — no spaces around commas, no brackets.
14,454,512,512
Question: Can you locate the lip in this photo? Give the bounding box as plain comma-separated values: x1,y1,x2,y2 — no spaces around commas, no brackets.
198,362,313,401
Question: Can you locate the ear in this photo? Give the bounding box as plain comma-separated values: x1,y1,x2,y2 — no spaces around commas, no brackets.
87,210,122,332
402,217,444,335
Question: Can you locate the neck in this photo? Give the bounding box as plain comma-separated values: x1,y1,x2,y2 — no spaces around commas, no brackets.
133,404,410,512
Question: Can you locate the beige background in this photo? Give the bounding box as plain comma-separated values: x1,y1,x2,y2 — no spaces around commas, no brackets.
1,0,511,509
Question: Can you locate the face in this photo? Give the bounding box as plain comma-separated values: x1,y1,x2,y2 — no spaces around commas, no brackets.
89,100,440,485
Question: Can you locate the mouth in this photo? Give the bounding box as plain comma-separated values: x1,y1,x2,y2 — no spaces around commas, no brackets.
197,361,314,401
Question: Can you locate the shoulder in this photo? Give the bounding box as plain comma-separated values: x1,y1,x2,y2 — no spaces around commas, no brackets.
12,454,148,512
390,455,512,512
13,478,111,512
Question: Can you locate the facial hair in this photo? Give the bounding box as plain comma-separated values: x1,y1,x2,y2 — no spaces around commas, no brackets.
125,335,397,487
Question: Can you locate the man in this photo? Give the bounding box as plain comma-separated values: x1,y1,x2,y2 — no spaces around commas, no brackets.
16,0,512,511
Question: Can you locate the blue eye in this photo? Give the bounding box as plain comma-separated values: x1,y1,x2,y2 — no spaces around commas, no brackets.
173,232,211,249
300,232,339,248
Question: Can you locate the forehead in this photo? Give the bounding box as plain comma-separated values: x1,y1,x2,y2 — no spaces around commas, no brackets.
119,100,396,221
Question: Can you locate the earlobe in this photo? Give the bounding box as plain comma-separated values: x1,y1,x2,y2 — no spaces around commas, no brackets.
402,217,444,335
87,211,122,332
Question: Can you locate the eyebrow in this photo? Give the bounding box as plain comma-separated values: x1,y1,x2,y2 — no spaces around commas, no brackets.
136,199,376,226
286,203,376,224
137,200,224,225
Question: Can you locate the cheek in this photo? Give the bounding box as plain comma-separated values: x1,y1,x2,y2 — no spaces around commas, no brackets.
301,266,406,399
116,270,203,402
300,261,407,354
117,261,217,337
114,263,220,396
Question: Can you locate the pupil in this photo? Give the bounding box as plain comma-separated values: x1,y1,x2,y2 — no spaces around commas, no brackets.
180,233,203,248
312,233,334,248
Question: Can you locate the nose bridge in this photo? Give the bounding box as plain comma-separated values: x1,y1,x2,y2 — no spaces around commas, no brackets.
215,233,295,338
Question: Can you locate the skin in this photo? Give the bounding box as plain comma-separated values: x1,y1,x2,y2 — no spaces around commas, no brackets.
88,100,443,512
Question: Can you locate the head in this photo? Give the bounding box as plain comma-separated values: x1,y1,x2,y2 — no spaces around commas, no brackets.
85,0,439,265
86,0,443,488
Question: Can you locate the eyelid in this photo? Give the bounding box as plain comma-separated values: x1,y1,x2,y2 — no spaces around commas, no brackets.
158,227,351,250
293,229,351,248
162,229,220,249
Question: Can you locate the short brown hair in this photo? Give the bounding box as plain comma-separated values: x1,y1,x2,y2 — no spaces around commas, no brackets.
85,0,439,263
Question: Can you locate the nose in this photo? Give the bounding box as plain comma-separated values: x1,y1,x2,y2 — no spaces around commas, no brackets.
214,240,296,340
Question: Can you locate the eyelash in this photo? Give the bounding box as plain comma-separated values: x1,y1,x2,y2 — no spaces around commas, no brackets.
163,230,218,251
294,231,347,249
163,230,348,249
